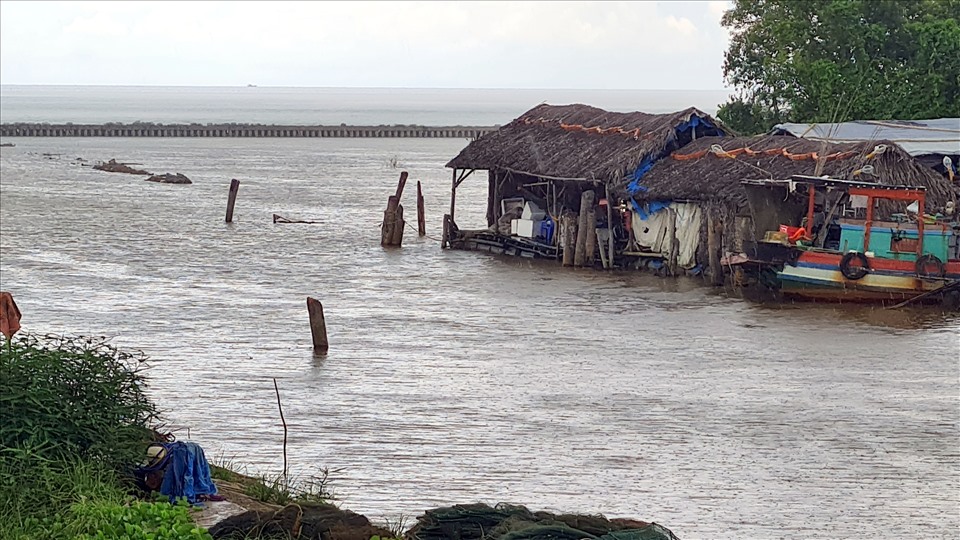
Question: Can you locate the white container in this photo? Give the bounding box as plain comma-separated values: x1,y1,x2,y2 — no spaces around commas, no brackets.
510,219,520,235
517,219,540,238
501,197,525,216
522,201,545,221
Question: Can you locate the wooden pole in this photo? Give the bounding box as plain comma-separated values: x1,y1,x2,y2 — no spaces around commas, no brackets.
449,169,458,226
605,185,615,270
574,190,595,267
306,297,328,353
395,171,408,199
416,181,426,237
562,212,577,267
707,209,723,286
272,378,288,484
391,204,405,246
381,195,399,246
584,193,598,268
666,207,678,276
225,179,240,223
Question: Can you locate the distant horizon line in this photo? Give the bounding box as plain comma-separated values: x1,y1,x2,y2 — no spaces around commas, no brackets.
0,83,733,92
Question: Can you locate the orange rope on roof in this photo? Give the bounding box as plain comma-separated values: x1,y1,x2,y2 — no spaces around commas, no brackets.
670,149,709,160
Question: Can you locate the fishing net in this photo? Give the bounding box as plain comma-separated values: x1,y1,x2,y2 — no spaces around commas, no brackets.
404,503,679,540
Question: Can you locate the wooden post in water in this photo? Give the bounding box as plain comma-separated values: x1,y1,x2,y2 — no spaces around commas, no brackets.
416,181,426,237
306,297,329,353
391,204,405,245
561,211,578,267
381,196,399,246
605,185,615,270
583,194,598,268
707,209,723,286
573,190,595,267
380,171,409,247
225,179,240,223
665,207,678,276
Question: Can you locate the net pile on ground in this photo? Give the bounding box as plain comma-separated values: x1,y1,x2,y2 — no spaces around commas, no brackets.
404,503,680,540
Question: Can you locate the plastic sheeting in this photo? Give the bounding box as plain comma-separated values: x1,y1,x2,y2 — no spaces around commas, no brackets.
631,202,702,268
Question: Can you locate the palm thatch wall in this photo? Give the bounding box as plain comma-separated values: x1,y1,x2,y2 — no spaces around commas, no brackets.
634,135,957,211
446,104,726,182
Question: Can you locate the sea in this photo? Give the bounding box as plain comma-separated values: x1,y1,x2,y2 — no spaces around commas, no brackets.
0,86,958,539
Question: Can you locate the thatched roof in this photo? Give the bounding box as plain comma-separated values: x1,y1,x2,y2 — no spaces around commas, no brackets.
446,104,725,182
634,135,957,210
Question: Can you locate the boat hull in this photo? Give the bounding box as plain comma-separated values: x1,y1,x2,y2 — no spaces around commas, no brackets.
778,251,960,303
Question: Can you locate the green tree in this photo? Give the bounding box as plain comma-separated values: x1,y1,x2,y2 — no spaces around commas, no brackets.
717,0,960,134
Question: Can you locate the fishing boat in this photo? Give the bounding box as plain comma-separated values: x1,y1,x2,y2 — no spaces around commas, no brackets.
743,175,960,307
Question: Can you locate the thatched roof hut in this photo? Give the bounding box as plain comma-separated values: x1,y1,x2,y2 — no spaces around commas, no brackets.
446,103,726,183
634,135,957,211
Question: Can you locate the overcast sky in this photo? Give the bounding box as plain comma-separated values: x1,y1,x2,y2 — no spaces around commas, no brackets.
0,1,732,89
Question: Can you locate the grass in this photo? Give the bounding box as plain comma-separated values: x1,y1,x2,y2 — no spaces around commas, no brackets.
0,334,212,539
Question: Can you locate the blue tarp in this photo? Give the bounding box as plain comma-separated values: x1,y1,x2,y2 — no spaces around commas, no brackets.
625,116,724,196
159,441,218,505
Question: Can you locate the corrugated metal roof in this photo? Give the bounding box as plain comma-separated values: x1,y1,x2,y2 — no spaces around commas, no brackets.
772,118,960,156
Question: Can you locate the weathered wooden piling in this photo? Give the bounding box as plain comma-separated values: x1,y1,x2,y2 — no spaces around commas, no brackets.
561,211,578,267
416,181,426,237
707,209,723,285
225,179,240,223
605,187,615,269
583,194,598,268
665,207,678,276
381,171,409,247
306,297,329,353
573,190,596,267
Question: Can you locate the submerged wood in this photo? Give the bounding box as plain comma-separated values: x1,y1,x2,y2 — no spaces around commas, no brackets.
273,214,319,224
574,190,595,267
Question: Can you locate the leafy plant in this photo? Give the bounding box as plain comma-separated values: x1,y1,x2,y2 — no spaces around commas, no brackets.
718,0,960,133
0,334,158,469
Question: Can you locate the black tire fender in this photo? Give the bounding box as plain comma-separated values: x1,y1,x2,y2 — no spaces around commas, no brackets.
839,252,870,280
916,254,946,278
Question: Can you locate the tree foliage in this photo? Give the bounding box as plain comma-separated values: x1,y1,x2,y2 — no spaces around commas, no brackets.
717,0,960,134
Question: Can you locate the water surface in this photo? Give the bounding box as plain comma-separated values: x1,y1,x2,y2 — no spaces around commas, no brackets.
0,139,957,539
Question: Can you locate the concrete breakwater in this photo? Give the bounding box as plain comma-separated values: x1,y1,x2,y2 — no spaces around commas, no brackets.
0,122,497,139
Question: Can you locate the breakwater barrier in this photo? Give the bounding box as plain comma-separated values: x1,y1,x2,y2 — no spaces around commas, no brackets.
0,122,498,139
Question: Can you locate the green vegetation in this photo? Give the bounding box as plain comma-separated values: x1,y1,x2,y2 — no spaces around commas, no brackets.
0,335,211,539
717,0,960,134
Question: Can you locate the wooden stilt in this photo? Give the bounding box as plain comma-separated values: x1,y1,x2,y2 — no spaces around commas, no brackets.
225,179,240,223
574,190,595,267
416,181,426,237
562,211,577,267
306,297,328,353
449,169,457,226
707,209,723,285
666,207,678,276
583,194,598,268
605,185,615,270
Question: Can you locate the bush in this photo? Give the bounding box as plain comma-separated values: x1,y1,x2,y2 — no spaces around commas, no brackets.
0,334,158,469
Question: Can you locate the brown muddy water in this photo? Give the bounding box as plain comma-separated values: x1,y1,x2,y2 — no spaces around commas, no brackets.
1,139,958,539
